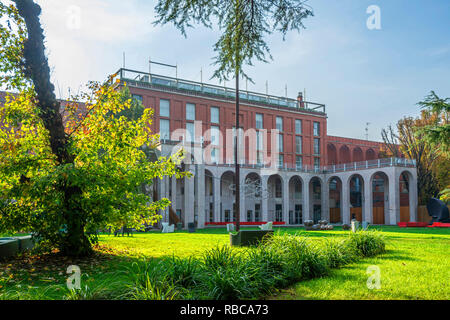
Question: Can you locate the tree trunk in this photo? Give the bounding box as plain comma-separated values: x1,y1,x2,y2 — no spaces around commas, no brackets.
14,0,92,256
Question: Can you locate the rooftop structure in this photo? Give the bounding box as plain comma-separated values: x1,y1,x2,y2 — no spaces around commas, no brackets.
114,68,326,114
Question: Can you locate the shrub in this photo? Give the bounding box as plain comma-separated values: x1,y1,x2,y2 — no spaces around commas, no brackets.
320,238,358,268
202,263,261,300
165,256,200,288
202,246,241,270
123,231,386,300
244,245,287,288
126,258,180,300
262,234,329,281
346,230,386,257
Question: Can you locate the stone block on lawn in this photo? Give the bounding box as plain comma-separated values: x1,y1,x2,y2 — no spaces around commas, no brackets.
230,230,274,247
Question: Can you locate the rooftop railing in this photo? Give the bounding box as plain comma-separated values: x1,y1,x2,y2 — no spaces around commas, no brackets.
115,68,326,114
211,157,416,174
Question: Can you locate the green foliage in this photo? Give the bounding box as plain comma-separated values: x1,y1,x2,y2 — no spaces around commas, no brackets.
154,0,313,81
262,234,329,281
165,255,200,288
202,245,241,270
417,91,450,157
320,238,358,268
126,258,180,300
345,230,386,257
123,230,386,300
0,3,29,90
0,80,188,252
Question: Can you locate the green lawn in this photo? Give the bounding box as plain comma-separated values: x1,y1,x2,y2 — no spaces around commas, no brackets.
270,226,450,300
1,226,449,299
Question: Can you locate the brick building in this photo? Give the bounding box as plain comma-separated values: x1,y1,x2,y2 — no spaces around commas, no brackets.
0,68,418,228
112,68,417,228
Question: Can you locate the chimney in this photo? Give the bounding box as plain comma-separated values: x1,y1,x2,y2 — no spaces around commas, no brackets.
297,92,304,109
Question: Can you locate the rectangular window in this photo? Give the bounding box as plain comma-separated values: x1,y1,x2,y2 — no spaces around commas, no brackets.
247,210,253,222
159,119,170,140
186,103,195,121
314,138,320,155
296,156,303,169
211,107,219,123
211,125,220,145
295,136,302,154
314,157,320,170
257,151,263,165
278,134,284,153
275,181,282,198
278,154,284,168
256,131,263,151
186,122,195,142
254,204,261,222
211,148,218,163
160,99,170,117
276,116,283,132
313,122,320,136
295,119,302,135
256,113,263,129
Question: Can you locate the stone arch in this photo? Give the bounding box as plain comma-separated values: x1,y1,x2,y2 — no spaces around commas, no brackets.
399,170,415,223
309,176,323,223
244,172,263,222
268,174,284,222
339,145,351,164
327,176,342,223
327,143,338,165
204,169,215,223
366,148,376,161
288,175,304,224
352,147,363,162
370,171,389,224
348,174,364,223
220,171,236,222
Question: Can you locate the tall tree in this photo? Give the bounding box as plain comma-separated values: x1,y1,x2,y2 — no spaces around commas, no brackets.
417,91,450,201
381,108,443,205
154,0,313,230
0,1,186,256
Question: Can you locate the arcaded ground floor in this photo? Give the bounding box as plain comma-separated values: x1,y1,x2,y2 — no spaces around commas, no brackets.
155,158,418,228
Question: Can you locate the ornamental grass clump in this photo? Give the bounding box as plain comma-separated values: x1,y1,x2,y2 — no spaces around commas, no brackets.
126,258,180,300
261,234,330,282
346,230,386,257
124,231,386,300
320,238,359,269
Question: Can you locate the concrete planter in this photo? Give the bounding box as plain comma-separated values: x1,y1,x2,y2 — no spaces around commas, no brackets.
0,235,34,259
230,230,274,247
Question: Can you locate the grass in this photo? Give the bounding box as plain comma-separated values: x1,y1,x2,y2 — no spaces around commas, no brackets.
0,226,449,300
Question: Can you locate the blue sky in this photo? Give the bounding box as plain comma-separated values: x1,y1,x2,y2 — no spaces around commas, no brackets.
30,0,450,141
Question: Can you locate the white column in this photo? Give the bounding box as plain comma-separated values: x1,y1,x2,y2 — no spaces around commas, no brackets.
303,177,311,221
388,172,400,225
342,177,350,225
239,173,246,222
322,179,329,222
170,176,177,219
283,176,289,224
261,176,269,222
409,173,418,222
214,172,221,222
364,176,373,223
196,165,205,228
184,166,195,228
